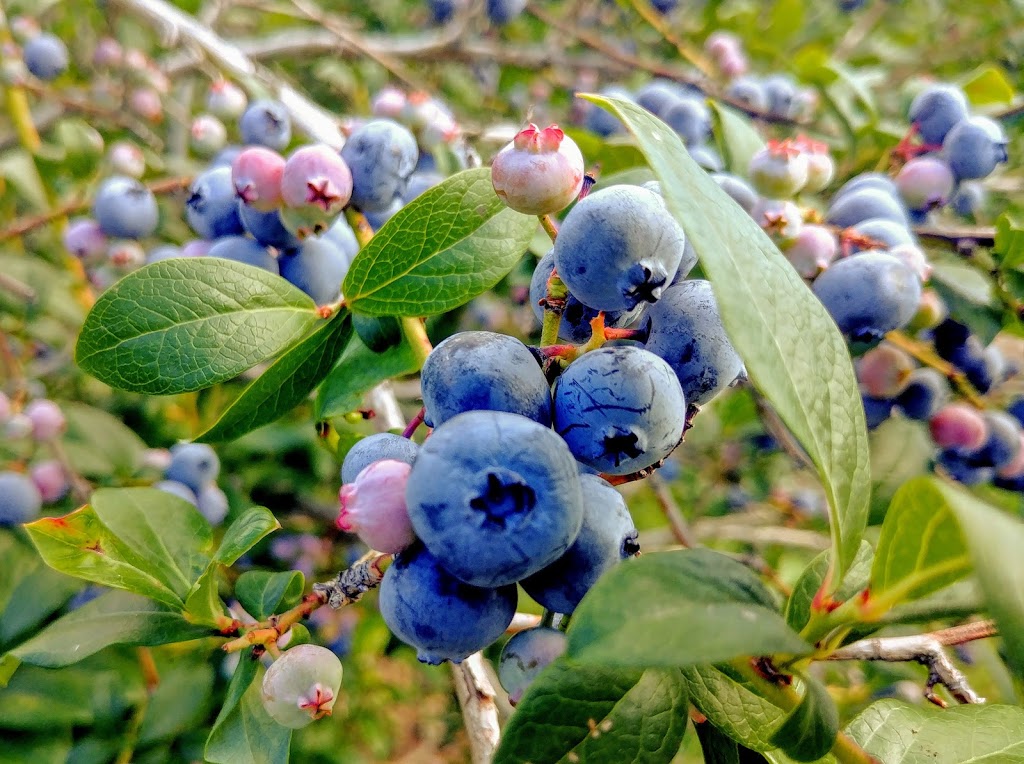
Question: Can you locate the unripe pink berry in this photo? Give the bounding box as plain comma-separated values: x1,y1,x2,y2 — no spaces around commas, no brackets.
206,79,248,120
123,48,149,71
108,239,147,271
128,87,163,123
10,16,41,43
491,123,585,215
142,448,173,471
750,198,804,240
63,218,108,261
337,459,416,554
930,404,988,452
31,460,68,503
181,239,214,258
704,31,742,60
896,156,955,212
372,86,407,119
262,644,343,729
108,140,145,178
748,139,809,198
717,50,748,78
280,144,353,214
5,413,33,440
190,114,228,157
857,342,915,398
25,399,65,441
93,37,123,68
783,224,837,278
0,391,10,423
232,146,286,211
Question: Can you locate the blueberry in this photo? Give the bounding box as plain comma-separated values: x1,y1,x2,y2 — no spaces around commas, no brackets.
419,331,552,428
491,124,585,216
23,33,69,81
748,140,810,198
279,235,353,305
950,182,986,218
362,198,404,231
340,432,419,484
498,627,568,705
261,644,343,728
280,144,354,235
402,171,444,203
25,399,65,441
936,449,993,486
929,404,988,452
834,172,900,202
643,280,743,407
554,346,687,475
207,80,248,120
908,84,969,146
63,218,108,261
165,443,220,494
146,244,184,264
186,167,245,240
239,99,292,151
726,76,769,112
30,460,68,503
337,459,415,554
862,396,893,429
405,411,584,587
1009,398,1024,428
942,117,1008,181
553,185,691,312
811,251,922,341
93,176,159,240
428,0,459,24
635,80,682,118
231,146,285,211
663,96,712,147
207,236,278,274
762,74,798,119
196,484,229,525
892,368,947,421
239,203,300,249
968,412,1022,470
895,156,955,212
485,0,527,24
857,343,914,399
826,187,909,228
155,480,198,506
190,114,228,157
688,143,723,172
521,474,637,614
848,218,915,252
379,542,518,664
783,225,838,278
584,87,630,137
528,251,646,344
0,472,43,526
711,173,759,214
340,119,418,212
322,216,360,259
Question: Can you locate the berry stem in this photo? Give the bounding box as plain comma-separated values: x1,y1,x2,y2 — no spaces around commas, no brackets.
883,330,986,408
538,214,559,243
344,207,376,249
402,407,425,439
401,316,433,368
539,267,568,347
221,592,328,653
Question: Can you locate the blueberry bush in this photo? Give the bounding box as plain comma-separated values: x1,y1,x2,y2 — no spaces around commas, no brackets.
1,1,1023,762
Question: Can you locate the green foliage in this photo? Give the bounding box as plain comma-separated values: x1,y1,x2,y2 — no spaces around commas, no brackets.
682,664,786,752
710,102,765,175
768,675,839,762
206,660,292,764
342,168,537,316
785,541,872,633
316,330,423,419
235,571,305,620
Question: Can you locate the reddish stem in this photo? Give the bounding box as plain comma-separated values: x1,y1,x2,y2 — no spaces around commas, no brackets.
402,407,425,439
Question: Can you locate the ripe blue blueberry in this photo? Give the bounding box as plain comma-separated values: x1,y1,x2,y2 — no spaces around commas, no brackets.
0,471,43,526
942,117,1008,181
186,167,245,240
155,480,197,506
165,442,220,495
553,346,687,475
340,119,418,212
378,542,518,664
208,236,279,274
894,368,949,421
340,432,419,484
279,235,353,305
936,449,993,486
951,182,986,218
498,627,567,705
196,484,229,525
812,251,922,341
23,33,69,81
428,0,459,24
486,0,527,24
968,412,1022,470
762,74,798,119
688,143,723,172
635,80,682,118
711,173,759,214
834,172,900,202
643,280,744,407
419,331,552,428
848,218,915,252
726,76,769,112
239,99,292,151
93,176,159,239
862,396,893,429
521,474,638,614
553,185,691,312
664,96,712,147
239,203,300,250
584,87,630,137
826,187,909,228
405,410,584,587
908,84,969,146
402,171,443,203
146,244,183,264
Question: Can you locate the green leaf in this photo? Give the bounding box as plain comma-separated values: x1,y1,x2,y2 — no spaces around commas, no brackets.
931,260,995,306
315,330,423,419
0,665,97,729
91,487,214,597
785,540,873,632
342,168,537,316
235,570,305,620
138,661,215,746
710,101,765,175
75,258,320,395
695,720,741,764
868,417,934,520
183,564,228,627
567,549,809,668
960,64,1016,106
5,591,209,669
844,699,1024,762
581,94,870,585
0,564,81,650
563,128,648,175
681,664,786,751
0,533,42,617
870,477,972,607
198,310,353,442
205,663,291,764
214,506,280,566
933,478,1024,678
769,675,838,762
60,402,148,480
494,660,688,764
0,149,49,210
994,214,1024,271
210,649,259,737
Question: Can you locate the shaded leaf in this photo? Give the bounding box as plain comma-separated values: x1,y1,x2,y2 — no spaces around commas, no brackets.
235,570,305,620
61,402,148,479
205,663,291,764
769,675,839,762
695,720,741,764
682,664,786,752
315,330,422,419
710,101,765,175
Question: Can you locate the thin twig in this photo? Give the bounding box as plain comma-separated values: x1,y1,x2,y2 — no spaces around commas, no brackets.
451,653,501,764
647,472,697,547
825,620,997,706
0,272,37,303
309,552,392,611
914,225,996,248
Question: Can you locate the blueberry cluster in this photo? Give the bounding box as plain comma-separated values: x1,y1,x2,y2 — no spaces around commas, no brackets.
155,442,229,525
0,393,70,526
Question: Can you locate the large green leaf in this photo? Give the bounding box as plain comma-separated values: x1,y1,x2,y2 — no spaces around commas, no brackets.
494,660,688,764
198,310,353,442
844,699,1024,762
868,417,934,519
0,565,81,651
960,64,1016,106
3,591,209,670
205,663,291,764
581,94,870,585
75,258,320,394
91,487,214,598
682,664,787,752
695,720,741,764
870,477,972,608
60,402,148,480
934,478,1024,678
342,168,537,316
786,540,873,632
710,101,765,175
567,549,809,668
768,675,838,762
315,330,422,419
235,570,305,620
214,506,280,566
138,660,216,746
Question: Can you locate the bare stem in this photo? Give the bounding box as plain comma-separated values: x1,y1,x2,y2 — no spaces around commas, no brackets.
647,473,696,547
451,652,501,764
884,330,986,409
310,551,392,611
